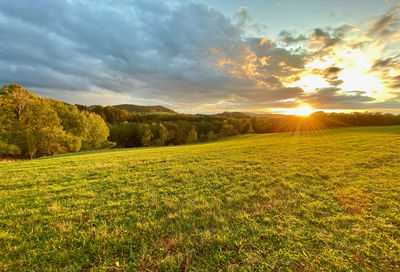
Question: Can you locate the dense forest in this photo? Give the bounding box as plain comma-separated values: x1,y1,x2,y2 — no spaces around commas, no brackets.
1,83,400,158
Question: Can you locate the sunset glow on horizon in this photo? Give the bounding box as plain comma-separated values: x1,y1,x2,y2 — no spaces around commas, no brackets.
271,104,316,116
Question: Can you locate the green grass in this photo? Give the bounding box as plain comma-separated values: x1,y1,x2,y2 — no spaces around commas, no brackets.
1,126,399,271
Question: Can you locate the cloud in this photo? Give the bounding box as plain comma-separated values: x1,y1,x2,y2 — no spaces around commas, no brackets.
301,87,400,110
235,7,252,29
368,2,400,38
278,30,307,45
389,75,400,89
234,87,304,102
302,88,374,109
0,1,245,105
309,26,351,49
0,0,399,112
324,67,342,75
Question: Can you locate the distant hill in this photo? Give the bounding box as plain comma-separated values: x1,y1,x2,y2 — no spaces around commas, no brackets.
213,111,289,118
112,104,176,114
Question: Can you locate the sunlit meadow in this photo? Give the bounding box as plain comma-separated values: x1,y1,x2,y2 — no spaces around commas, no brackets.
1,126,399,271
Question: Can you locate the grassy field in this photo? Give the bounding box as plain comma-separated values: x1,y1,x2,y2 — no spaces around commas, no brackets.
1,126,399,271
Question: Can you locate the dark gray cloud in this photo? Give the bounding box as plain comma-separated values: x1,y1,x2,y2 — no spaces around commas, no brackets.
389,75,400,89
370,55,400,90
302,88,374,109
325,67,343,75
301,87,400,110
310,26,351,48
321,67,344,87
278,30,307,45
0,0,246,106
234,87,304,102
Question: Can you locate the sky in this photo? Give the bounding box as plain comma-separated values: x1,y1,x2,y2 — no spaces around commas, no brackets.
0,0,399,114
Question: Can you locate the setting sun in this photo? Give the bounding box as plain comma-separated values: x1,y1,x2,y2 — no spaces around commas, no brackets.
293,104,314,116
275,104,315,116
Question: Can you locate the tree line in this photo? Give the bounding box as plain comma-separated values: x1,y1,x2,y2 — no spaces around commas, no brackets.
0,84,109,158
108,118,253,148
1,84,400,158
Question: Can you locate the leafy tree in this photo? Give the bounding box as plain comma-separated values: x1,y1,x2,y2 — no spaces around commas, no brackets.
206,131,217,141
186,128,198,143
0,140,20,156
91,105,106,120
221,124,235,137
109,123,152,148
252,118,273,133
21,100,67,158
75,104,90,112
65,134,82,152
227,118,243,135
150,123,168,146
1,83,33,121
83,112,110,149
165,121,189,145
0,85,66,158
50,100,89,140
141,125,153,146
103,106,130,124
241,121,253,134
0,85,109,158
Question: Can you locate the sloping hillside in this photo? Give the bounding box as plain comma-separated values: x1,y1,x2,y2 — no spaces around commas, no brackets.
113,104,176,114
1,126,399,270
